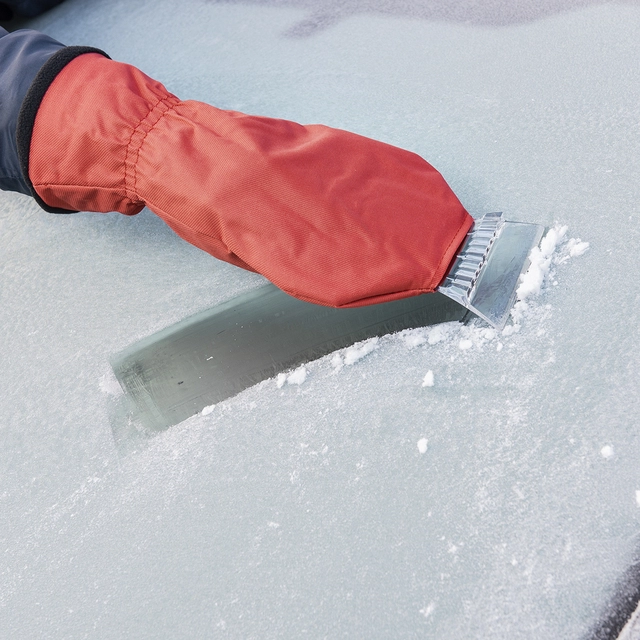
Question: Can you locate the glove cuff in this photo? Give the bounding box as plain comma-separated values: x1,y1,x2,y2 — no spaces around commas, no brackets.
17,45,109,213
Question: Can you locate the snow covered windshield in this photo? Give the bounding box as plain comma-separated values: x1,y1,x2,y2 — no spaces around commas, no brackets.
1,1,639,638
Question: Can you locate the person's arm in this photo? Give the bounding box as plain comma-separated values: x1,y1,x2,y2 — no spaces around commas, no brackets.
1,28,472,308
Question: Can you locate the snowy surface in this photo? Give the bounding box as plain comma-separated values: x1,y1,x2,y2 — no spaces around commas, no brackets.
1,0,640,638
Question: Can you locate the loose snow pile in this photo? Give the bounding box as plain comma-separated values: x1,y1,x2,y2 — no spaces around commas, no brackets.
329,337,380,372
511,224,589,324
277,365,308,387
267,224,589,391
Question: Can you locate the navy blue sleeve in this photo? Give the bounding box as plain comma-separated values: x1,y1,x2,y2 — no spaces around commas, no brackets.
0,28,107,212
0,28,64,195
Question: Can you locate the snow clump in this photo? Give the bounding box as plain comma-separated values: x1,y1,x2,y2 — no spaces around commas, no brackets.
403,331,427,348
277,366,308,388
427,324,452,345
329,337,379,371
422,370,435,387
566,238,590,257
510,225,589,325
417,438,428,454
343,337,379,365
99,373,122,396
600,445,614,459
515,225,567,307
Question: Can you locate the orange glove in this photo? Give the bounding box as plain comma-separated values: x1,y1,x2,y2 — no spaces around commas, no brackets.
26,53,472,307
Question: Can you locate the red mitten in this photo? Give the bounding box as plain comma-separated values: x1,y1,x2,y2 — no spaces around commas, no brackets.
28,53,472,307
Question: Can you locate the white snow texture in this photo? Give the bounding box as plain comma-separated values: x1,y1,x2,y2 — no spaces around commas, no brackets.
1,2,638,639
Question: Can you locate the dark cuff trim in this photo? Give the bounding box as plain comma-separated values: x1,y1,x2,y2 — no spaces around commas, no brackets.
16,45,110,214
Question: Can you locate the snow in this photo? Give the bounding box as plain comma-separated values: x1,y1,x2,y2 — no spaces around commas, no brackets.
601,445,614,459
567,238,590,258
403,332,427,348
276,366,308,387
417,438,429,454
2,1,640,639
515,225,567,302
343,337,379,365
99,373,121,397
422,370,435,387
284,365,308,386
427,324,450,345
511,225,589,325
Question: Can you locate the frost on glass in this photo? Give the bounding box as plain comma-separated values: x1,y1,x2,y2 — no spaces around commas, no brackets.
1,1,639,639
